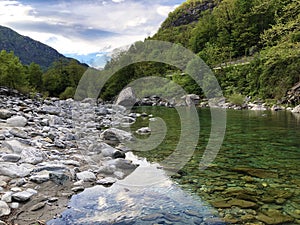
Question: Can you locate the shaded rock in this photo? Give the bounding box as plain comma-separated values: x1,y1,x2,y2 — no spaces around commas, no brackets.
1,153,21,162
76,171,96,182
0,201,10,217
6,116,27,127
112,150,125,159
0,109,12,119
115,87,137,107
256,210,294,225
100,128,134,143
9,128,28,139
183,94,200,106
49,172,69,185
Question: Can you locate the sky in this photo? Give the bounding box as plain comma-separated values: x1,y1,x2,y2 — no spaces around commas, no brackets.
0,0,185,67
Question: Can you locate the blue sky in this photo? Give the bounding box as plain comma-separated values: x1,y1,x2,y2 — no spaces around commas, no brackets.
0,0,185,67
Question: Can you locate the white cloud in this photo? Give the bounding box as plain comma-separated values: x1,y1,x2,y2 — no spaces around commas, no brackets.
0,0,183,58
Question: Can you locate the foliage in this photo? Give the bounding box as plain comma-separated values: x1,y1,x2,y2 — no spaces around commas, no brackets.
228,93,245,106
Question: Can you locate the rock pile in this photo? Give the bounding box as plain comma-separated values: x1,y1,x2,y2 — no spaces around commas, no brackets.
0,87,140,224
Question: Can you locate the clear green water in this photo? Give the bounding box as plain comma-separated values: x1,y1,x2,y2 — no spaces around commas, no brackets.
132,107,300,224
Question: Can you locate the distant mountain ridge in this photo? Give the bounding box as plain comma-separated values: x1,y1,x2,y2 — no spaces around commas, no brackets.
0,25,84,69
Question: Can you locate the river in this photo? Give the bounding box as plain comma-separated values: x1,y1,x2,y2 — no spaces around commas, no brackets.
48,107,300,224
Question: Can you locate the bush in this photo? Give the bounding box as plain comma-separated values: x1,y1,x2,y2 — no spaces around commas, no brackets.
59,87,75,99
228,93,245,106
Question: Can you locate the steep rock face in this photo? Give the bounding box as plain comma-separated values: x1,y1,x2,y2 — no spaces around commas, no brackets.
160,0,221,29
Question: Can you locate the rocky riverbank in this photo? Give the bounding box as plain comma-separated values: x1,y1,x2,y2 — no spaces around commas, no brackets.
0,87,141,224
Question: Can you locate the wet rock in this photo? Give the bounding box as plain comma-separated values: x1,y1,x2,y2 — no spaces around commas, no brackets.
232,167,278,178
115,87,137,107
1,153,21,162
210,198,257,209
6,116,27,127
0,109,12,119
76,171,96,182
256,209,294,224
0,200,10,217
141,213,164,221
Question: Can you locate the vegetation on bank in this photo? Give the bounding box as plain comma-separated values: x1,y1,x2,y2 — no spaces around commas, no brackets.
102,0,300,104
0,50,88,98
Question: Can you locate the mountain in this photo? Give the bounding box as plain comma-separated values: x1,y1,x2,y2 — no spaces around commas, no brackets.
103,0,299,104
0,25,84,70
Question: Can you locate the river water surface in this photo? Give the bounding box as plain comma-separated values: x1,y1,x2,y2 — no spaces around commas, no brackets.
48,107,300,224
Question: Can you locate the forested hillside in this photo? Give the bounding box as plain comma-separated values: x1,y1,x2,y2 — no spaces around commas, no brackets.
104,0,300,104
0,26,89,98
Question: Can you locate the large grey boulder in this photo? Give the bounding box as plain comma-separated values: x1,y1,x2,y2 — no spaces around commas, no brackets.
100,128,134,143
0,162,33,178
115,87,137,107
76,171,96,182
6,116,27,127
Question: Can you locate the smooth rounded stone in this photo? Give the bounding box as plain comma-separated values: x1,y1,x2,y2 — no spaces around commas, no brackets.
1,192,13,203
136,127,151,135
100,128,134,143
0,200,10,217
2,140,24,153
48,197,58,203
8,128,28,139
30,202,46,211
0,109,12,119
76,171,96,182
97,165,116,175
1,153,21,162
12,189,36,202
96,177,117,186
6,116,27,127
49,172,70,185
29,171,50,184
0,162,32,178
0,181,7,188
11,187,22,192
9,202,19,209
163,213,182,222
